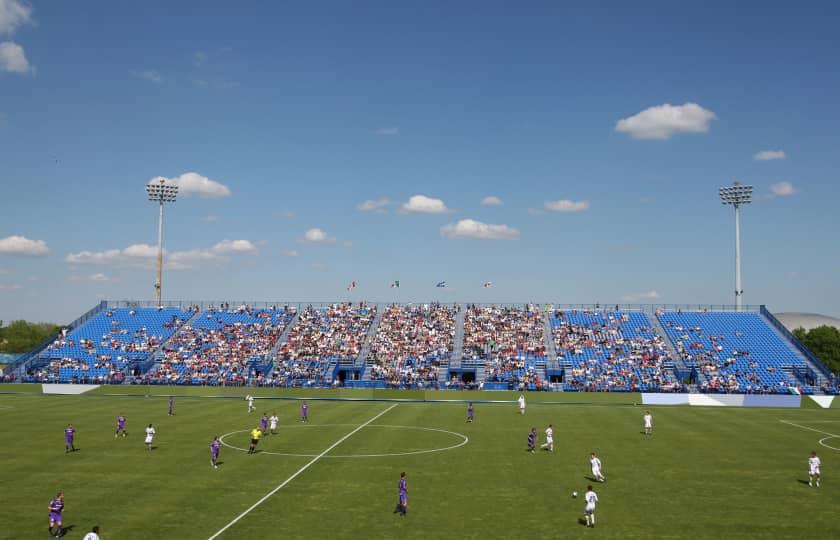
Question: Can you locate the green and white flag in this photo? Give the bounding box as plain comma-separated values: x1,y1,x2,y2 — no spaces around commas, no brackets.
390,280,400,288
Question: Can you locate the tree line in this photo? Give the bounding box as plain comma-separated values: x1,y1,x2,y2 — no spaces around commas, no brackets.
793,325,840,376
0,320,62,354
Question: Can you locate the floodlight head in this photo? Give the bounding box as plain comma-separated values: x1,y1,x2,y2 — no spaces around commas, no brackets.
146,178,179,203
719,181,753,206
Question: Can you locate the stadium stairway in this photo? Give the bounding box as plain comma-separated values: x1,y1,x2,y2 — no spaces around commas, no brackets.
356,307,384,367
654,313,710,389
269,310,300,359
450,305,466,369
542,310,558,377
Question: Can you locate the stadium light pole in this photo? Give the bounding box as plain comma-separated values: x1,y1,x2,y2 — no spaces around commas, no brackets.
719,181,753,311
146,179,178,306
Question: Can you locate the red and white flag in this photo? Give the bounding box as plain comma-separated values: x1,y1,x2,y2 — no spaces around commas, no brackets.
347,280,357,291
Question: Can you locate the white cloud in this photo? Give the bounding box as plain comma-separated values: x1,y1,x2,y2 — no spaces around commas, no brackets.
131,69,163,84
754,150,786,161
544,199,590,212
0,0,33,36
401,194,450,214
358,198,391,212
149,172,231,199
440,219,520,240
66,240,255,270
375,127,399,136
89,273,110,282
211,239,257,254
615,102,716,140
205,214,219,223
66,244,156,265
0,41,31,73
481,196,503,206
300,228,335,244
0,235,49,256
769,181,797,197
620,291,661,302
283,249,299,257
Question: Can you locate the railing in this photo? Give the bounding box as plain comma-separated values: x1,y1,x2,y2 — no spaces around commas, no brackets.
761,305,834,383
102,300,761,313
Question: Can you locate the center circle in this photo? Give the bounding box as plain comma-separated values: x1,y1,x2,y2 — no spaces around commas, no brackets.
818,436,840,451
219,424,469,458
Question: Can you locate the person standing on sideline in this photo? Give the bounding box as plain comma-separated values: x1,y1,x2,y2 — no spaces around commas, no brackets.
518,394,526,415
643,411,653,436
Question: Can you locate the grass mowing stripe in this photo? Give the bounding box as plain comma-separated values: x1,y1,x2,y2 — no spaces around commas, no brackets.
207,403,398,540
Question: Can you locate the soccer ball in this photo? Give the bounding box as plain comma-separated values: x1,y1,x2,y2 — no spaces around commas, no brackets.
572,491,578,498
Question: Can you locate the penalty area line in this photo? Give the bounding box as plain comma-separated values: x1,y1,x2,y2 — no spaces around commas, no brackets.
779,420,840,438
207,403,398,540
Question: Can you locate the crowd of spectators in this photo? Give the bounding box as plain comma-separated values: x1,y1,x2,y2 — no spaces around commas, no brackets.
554,310,681,392
368,303,455,386
271,303,376,385
463,304,546,386
148,307,295,385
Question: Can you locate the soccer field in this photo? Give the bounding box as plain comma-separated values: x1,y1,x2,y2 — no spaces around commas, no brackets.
1,389,838,539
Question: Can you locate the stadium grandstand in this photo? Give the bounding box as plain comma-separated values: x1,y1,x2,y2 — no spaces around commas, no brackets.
6,300,837,394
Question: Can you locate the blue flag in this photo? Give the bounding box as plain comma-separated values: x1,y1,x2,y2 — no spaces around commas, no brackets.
436,281,446,288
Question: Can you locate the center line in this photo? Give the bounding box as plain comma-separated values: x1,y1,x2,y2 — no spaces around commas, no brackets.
208,403,398,540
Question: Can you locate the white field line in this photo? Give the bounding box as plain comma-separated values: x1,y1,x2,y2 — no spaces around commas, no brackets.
779,420,840,438
207,403,397,540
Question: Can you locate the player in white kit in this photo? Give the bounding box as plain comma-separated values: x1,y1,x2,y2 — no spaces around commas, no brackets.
144,424,156,451
808,451,821,487
590,452,605,482
643,411,653,436
540,424,554,452
269,413,279,435
583,485,598,528
246,394,255,413
518,395,526,415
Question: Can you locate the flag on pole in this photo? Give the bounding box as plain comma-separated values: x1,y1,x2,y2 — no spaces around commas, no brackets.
483,282,493,288
347,280,357,291
390,280,400,288
436,281,447,288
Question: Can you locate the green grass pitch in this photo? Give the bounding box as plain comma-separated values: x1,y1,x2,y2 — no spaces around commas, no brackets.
0,389,838,539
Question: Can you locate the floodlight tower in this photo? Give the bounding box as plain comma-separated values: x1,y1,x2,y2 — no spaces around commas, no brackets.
146,179,178,306
719,181,753,310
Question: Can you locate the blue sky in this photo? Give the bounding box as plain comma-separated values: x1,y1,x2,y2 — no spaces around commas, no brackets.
1,0,838,323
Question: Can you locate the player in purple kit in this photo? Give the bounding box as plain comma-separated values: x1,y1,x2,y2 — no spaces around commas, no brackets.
47,492,64,538
300,401,309,423
467,402,474,423
64,424,76,453
260,413,268,433
527,427,537,453
210,436,221,469
393,472,408,516
115,414,127,438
